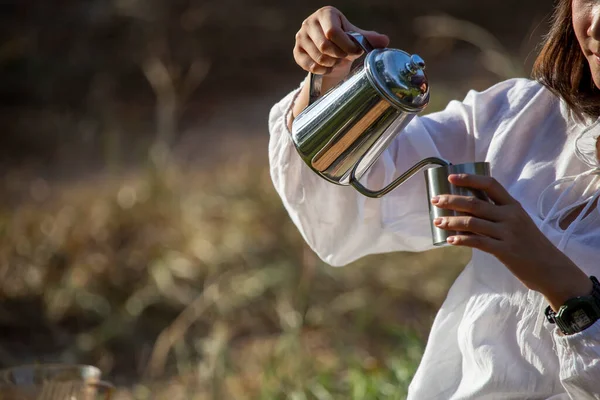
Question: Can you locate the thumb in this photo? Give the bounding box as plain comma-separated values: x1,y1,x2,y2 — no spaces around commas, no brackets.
342,18,389,49
356,30,390,49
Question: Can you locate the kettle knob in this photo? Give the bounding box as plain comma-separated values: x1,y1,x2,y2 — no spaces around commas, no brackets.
406,54,426,74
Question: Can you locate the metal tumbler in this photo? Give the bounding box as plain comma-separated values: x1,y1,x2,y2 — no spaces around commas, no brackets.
425,161,491,246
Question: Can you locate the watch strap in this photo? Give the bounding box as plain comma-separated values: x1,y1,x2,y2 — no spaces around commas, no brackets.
590,275,600,303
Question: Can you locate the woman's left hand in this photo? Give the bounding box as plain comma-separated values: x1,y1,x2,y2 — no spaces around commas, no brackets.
431,173,592,310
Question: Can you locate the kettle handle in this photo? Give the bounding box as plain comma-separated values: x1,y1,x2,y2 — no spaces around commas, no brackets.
308,31,375,105
350,157,451,198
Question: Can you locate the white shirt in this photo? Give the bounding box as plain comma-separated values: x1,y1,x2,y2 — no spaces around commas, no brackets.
268,78,600,400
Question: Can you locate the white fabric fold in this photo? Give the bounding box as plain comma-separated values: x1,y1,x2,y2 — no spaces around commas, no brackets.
531,168,600,339
575,119,600,168
269,78,600,399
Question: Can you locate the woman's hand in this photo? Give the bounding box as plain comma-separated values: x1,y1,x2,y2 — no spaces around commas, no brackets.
294,6,389,78
431,173,592,311
291,6,389,120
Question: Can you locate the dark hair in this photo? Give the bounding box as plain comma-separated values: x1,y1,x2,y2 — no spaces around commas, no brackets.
532,0,600,120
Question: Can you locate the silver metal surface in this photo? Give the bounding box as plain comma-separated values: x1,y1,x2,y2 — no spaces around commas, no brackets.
347,31,375,54
308,32,373,106
365,48,428,112
425,162,491,246
292,32,432,191
350,157,449,198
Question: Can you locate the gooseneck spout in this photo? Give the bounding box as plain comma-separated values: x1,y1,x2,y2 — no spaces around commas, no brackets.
350,157,451,198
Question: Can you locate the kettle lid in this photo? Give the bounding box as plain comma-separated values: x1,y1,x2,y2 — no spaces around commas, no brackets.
365,49,429,112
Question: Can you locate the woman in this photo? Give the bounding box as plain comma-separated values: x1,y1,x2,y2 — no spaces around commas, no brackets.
268,1,600,399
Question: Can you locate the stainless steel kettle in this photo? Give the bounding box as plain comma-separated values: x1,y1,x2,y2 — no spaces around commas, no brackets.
291,32,492,246
291,31,451,198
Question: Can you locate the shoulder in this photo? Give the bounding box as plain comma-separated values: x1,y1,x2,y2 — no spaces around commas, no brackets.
465,78,554,110
487,77,545,95
463,78,561,128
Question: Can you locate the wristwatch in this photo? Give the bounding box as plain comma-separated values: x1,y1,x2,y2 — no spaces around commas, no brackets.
545,276,600,335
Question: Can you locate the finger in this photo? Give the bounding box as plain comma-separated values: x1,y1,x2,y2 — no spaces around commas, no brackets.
306,13,360,58
448,174,515,206
293,46,333,74
446,234,502,254
306,20,349,59
296,29,340,68
434,215,502,239
319,11,361,55
431,194,502,222
340,13,390,49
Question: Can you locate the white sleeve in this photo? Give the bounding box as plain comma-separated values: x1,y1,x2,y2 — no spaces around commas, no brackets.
268,78,538,266
552,320,600,400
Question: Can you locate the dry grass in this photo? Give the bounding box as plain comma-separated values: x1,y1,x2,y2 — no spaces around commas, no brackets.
0,3,538,397
0,157,470,399
0,13,525,396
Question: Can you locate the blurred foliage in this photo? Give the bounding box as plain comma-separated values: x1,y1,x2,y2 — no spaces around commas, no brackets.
0,158,470,398
0,0,552,398
0,0,551,169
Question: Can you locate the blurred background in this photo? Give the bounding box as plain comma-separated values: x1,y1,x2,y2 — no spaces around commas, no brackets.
1,1,552,399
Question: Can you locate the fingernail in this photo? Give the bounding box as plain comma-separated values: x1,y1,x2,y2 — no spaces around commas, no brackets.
447,236,456,244
433,217,443,225
431,196,440,204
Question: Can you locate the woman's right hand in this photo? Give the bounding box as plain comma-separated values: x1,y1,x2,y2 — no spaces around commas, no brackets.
293,6,389,79
291,6,389,121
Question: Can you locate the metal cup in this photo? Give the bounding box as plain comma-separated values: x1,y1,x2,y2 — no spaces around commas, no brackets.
0,364,114,400
425,161,491,246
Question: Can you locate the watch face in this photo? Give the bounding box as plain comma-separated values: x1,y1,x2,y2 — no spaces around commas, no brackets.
571,309,593,330
559,299,600,333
